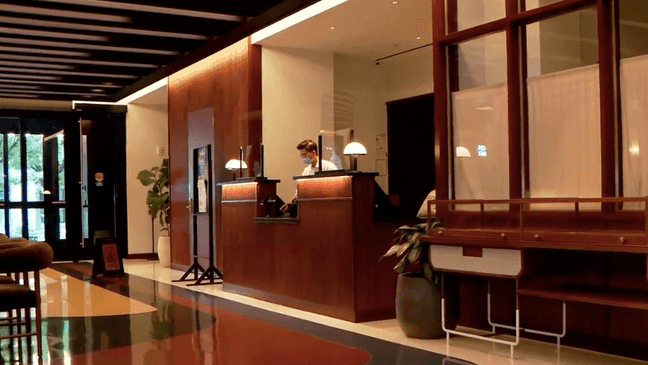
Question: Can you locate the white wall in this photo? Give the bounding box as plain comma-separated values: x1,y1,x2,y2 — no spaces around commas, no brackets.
262,47,334,202
126,86,169,255
334,54,388,190
381,47,434,102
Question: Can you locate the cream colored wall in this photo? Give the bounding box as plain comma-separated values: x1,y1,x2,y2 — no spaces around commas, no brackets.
262,47,334,202
125,88,169,255
382,47,433,102
333,54,388,191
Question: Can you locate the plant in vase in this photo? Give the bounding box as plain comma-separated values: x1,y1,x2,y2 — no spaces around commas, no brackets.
381,219,457,338
137,158,170,266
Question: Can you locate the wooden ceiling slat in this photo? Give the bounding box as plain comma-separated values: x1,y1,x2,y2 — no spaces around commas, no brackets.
0,0,295,101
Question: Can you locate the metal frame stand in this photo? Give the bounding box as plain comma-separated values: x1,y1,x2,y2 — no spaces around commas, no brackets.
441,274,568,359
441,274,520,359
486,281,567,351
174,144,222,286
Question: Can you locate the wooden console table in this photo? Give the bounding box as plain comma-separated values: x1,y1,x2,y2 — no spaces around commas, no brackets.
421,197,648,358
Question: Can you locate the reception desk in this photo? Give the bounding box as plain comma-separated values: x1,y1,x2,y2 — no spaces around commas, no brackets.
219,172,401,322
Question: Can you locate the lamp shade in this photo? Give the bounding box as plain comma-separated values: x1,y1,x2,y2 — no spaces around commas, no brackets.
225,159,248,170
343,142,367,155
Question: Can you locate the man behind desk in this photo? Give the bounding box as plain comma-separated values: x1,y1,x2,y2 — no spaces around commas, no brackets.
280,139,337,214
297,139,337,175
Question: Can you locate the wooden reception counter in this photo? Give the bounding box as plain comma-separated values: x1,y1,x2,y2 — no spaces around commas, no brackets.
219,172,401,322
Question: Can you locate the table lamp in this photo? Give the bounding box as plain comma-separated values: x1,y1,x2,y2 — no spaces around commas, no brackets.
343,142,367,171
225,159,248,180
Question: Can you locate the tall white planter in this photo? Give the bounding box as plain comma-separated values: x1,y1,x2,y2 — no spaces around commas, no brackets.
157,234,171,268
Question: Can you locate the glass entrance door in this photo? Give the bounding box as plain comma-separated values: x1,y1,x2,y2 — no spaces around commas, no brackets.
0,117,69,258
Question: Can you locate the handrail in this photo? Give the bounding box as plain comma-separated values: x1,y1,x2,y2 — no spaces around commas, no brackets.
426,197,648,245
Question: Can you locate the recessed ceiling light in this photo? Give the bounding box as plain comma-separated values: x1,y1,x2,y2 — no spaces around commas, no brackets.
91,89,104,92
392,1,399,4
416,37,421,40
330,26,336,30
0,37,179,55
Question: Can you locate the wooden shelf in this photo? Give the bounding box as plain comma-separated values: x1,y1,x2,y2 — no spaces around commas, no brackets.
518,286,648,311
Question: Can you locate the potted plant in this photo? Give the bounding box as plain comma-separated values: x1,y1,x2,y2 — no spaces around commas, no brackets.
381,219,457,338
137,158,170,267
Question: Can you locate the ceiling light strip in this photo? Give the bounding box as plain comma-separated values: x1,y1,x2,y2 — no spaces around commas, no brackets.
0,4,131,23
0,88,105,96
0,46,89,57
0,54,158,68
0,37,179,55
0,79,121,88
0,25,109,41
0,67,138,78
0,16,207,40
0,61,74,69
0,73,61,80
251,0,349,44
40,0,245,22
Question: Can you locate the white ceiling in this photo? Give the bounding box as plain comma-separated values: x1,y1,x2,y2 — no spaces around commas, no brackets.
257,0,432,61
129,84,167,106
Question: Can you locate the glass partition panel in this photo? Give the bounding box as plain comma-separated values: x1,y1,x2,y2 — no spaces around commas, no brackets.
524,0,565,11
7,134,21,202
526,7,597,78
453,31,508,210
621,56,648,209
455,0,505,32
620,0,648,60
452,85,509,210
526,8,600,210
28,208,44,241
58,134,65,201
9,208,21,238
59,208,66,240
620,0,648,209
26,134,44,202
458,32,507,90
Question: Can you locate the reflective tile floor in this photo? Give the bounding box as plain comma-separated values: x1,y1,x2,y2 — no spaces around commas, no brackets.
2,260,648,365
2,261,472,365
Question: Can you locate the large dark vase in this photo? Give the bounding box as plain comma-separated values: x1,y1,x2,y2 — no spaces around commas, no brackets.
395,272,445,339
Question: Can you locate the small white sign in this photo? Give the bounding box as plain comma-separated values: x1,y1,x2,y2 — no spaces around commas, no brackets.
477,144,487,157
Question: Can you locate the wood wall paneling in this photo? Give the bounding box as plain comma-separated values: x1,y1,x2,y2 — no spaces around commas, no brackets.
168,39,261,269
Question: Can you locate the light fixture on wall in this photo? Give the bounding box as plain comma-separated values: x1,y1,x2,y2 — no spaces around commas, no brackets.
343,142,367,171
225,159,248,180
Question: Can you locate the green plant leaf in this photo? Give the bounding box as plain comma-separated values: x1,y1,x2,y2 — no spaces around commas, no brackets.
407,245,420,263
394,255,409,273
137,170,156,186
396,241,412,257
